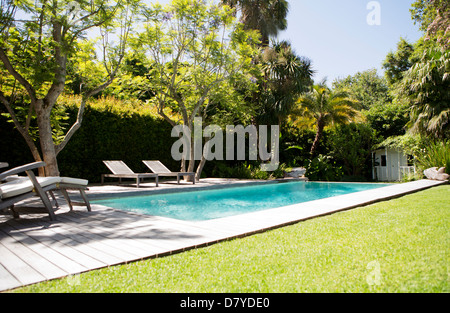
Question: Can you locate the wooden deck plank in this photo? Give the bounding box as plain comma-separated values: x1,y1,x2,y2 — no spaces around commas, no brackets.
6,218,109,271
3,215,128,266
0,263,21,291
63,210,214,251
1,221,88,275
0,241,46,286
0,226,68,281
82,209,231,242
54,214,158,260
63,209,228,256
32,216,142,264
59,209,213,256
31,229,125,266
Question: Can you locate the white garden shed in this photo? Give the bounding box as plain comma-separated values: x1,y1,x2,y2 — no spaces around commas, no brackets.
372,147,416,181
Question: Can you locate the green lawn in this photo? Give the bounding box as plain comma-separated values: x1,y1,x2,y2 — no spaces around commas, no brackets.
15,185,449,293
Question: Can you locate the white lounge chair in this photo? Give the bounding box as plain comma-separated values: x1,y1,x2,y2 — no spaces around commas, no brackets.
0,162,91,220
101,160,159,188
142,160,196,184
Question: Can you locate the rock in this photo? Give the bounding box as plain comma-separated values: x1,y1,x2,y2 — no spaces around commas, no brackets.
423,167,449,181
285,167,307,178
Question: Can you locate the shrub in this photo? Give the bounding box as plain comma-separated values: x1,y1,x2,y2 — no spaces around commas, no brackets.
209,161,288,180
414,140,450,175
305,154,344,181
328,123,378,180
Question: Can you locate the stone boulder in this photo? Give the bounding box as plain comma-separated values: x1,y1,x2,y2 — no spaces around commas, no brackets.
423,167,449,181
284,167,307,178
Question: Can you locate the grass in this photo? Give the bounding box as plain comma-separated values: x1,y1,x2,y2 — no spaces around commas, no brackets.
14,185,449,293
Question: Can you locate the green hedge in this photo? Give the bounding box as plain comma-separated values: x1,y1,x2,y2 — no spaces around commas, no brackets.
0,100,178,183
0,98,379,183
57,106,177,182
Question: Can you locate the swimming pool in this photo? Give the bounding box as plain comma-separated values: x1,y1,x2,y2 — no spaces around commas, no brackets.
93,181,392,221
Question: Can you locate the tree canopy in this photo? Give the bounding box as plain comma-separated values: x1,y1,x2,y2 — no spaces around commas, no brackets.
0,0,447,182
134,0,260,178
0,0,139,175
221,0,289,46
293,83,361,155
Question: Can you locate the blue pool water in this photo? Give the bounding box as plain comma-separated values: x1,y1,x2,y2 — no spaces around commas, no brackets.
93,181,392,221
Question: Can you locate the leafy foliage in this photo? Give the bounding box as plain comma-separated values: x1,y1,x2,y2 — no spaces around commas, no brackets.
328,123,378,179
411,0,450,49
0,0,139,175
332,69,391,110
365,101,409,139
221,0,289,46
382,38,416,86
293,83,361,155
132,0,261,177
256,41,313,125
53,95,176,182
304,154,343,181
401,45,450,138
414,140,450,175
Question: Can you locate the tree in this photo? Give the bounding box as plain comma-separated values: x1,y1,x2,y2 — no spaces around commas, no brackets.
221,0,289,47
396,0,450,139
411,0,450,49
382,38,416,86
333,69,409,140
0,0,138,176
293,83,361,155
135,0,259,179
401,44,450,139
332,69,391,110
364,101,409,139
257,40,313,125
329,123,377,179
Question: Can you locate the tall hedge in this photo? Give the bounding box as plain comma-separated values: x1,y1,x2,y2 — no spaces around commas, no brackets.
0,96,178,183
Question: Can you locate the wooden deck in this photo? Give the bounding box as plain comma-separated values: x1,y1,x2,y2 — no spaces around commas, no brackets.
0,179,446,292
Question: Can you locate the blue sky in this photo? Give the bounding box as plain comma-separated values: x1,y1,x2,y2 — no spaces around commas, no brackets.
277,0,423,84
149,0,424,84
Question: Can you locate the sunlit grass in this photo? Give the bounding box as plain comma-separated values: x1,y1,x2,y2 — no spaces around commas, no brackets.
15,185,449,293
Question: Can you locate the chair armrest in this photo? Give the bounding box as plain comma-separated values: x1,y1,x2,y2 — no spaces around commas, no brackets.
0,162,46,181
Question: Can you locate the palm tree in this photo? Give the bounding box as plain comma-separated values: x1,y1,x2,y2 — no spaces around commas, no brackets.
293,83,361,155
257,40,313,124
401,46,450,139
221,0,289,46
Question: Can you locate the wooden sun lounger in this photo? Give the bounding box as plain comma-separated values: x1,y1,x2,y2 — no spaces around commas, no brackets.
101,160,159,188
142,160,196,184
0,162,91,220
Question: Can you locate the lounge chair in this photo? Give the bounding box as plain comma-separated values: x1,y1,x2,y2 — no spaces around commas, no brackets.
101,160,159,188
53,176,91,212
142,160,196,184
0,162,91,220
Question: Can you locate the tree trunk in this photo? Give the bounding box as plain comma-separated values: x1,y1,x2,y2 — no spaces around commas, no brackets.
36,102,59,176
195,136,212,181
195,155,206,181
187,139,196,182
310,118,324,156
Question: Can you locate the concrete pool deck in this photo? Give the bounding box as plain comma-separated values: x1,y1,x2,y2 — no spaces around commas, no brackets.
0,178,446,291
